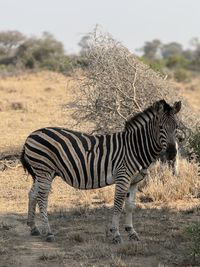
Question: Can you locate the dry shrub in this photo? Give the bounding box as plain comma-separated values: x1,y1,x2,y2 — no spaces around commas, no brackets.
142,158,200,202
10,101,25,111
71,27,199,134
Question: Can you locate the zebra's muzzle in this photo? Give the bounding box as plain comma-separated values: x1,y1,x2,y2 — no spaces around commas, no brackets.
165,144,177,161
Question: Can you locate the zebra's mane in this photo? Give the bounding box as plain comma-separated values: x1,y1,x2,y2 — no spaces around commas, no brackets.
125,100,172,129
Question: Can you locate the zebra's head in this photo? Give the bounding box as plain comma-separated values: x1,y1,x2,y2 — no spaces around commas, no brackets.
153,99,181,160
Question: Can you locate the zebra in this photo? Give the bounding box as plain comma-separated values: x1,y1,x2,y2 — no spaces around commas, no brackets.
20,99,181,243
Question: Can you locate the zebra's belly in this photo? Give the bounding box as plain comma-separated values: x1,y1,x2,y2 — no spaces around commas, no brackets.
65,170,115,190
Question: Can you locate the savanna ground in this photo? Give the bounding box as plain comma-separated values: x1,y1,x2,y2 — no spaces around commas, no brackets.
0,71,200,267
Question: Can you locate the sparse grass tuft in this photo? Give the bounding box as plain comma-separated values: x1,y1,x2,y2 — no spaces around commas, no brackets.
80,242,112,259
38,252,65,262
10,101,25,111
110,255,127,267
68,232,84,243
116,242,147,256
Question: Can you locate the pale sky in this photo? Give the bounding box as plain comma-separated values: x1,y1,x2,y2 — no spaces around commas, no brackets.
0,0,200,54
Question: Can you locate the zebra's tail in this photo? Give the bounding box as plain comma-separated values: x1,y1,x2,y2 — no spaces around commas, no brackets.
20,146,36,182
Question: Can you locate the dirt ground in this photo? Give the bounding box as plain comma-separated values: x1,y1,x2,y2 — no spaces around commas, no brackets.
0,72,200,267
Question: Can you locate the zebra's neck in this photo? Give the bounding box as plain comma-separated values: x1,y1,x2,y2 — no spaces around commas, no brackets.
124,108,163,173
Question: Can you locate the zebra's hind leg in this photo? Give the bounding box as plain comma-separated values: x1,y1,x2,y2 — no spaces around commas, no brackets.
124,183,140,241
27,180,40,236
36,174,55,242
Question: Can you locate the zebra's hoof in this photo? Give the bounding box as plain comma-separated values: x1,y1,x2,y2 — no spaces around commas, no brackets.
112,235,123,244
46,234,55,242
129,232,140,241
31,227,40,236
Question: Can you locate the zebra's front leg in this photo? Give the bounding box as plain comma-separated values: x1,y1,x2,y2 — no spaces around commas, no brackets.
27,180,40,236
110,182,129,244
124,183,140,241
37,178,55,242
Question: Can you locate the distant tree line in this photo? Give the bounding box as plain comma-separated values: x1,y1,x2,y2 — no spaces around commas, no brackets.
0,30,73,74
139,38,200,81
1,30,200,81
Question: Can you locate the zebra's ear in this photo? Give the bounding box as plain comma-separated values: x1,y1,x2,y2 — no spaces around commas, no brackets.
173,101,182,114
153,100,165,114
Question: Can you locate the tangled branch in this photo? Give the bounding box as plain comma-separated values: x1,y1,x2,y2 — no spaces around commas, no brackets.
69,27,199,140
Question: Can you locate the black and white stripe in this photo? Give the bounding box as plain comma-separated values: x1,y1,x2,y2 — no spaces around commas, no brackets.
21,99,181,243
24,128,125,189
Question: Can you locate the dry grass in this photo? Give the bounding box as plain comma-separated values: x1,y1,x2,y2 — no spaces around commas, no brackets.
0,71,200,266
142,158,200,202
38,251,66,263
0,71,77,154
0,161,200,266
175,77,200,114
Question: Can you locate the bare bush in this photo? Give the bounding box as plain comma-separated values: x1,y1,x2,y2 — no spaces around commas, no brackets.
71,27,199,137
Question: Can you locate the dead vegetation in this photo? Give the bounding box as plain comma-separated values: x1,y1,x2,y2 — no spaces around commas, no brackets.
1,183,199,266
0,71,76,153
71,28,199,138
142,158,200,202
0,70,200,266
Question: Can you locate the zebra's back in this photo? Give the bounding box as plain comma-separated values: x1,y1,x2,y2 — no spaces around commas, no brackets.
22,127,124,189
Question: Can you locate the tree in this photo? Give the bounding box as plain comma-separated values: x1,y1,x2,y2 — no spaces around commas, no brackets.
190,38,200,71
78,34,91,56
15,32,66,69
0,30,72,73
161,42,183,59
0,30,25,57
140,39,162,60
165,54,188,69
